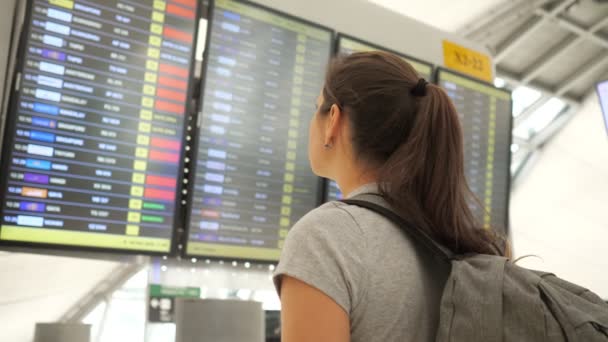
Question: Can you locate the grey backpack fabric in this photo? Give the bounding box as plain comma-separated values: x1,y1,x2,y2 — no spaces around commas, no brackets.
342,194,608,342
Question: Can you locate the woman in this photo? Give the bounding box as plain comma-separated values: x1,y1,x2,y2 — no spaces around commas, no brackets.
274,51,506,341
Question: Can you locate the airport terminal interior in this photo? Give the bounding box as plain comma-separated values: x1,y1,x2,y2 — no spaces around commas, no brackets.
0,0,607,341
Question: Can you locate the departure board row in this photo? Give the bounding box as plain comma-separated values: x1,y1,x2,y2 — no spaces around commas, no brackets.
184,0,332,261
0,0,199,253
325,34,434,201
436,68,512,231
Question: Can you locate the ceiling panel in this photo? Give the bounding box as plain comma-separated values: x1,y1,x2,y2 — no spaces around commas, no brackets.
480,14,540,52
558,0,608,28
499,22,571,74
566,64,608,99
599,26,608,40
534,41,604,86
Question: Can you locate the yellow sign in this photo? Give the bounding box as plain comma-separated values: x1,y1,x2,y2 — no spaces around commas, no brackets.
443,40,493,82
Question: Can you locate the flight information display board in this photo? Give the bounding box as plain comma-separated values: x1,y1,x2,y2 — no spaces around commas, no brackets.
326,34,434,201
338,34,433,80
0,0,199,254
597,80,608,135
185,0,331,261
436,68,512,231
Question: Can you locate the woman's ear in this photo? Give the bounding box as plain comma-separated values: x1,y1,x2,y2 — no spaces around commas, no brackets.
325,104,342,145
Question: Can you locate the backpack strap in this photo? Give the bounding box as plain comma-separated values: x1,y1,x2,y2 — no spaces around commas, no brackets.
341,193,454,263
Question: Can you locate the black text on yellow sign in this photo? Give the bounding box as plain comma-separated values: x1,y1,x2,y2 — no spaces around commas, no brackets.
443,40,493,82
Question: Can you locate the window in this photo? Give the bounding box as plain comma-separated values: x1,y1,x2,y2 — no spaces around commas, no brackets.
494,77,506,88
510,149,533,177
513,97,568,139
82,301,107,340
512,86,542,117
81,269,148,342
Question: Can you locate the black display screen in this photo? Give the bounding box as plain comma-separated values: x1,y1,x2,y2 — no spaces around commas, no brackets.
437,68,512,231
0,0,199,254
326,34,434,201
185,0,332,261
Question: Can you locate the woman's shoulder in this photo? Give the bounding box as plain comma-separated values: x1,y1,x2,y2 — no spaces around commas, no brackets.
290,201,365,237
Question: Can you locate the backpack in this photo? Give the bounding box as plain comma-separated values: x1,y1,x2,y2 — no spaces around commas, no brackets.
342,194,608,342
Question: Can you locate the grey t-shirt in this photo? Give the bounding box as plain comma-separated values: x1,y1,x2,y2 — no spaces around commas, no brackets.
274,184,449,342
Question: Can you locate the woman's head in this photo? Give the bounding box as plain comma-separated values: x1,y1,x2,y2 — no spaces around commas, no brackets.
310,51,505,256
308,52,420,179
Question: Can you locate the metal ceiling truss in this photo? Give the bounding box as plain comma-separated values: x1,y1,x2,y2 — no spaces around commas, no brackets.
515,51,607,126
458,0,544,38
494,0,608,96
58,256,148,323
509,106,579,186
458,0,555,43
462,0,608,154
493,0,578,64
456,1,607,193
538,8,608,50
465,0,608,99
527,105,579,150
519,34,580,85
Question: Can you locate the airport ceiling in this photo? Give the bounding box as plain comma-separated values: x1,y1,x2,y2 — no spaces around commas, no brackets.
371,0,608,176
371,0,608,101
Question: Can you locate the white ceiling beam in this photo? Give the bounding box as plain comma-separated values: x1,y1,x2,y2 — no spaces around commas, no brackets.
59,256,147,323
493,0,578,63
461,0,558,48
514,95,552,127
512,53,605,127
498,11,608,127
520,34,581,84
519,12,608,84
555,52,608,97
527,105,579,149
578,67,608,99
512,136,531,149
535,8,608,50
497,68,579,104
458,0,538,38
493,16,544,63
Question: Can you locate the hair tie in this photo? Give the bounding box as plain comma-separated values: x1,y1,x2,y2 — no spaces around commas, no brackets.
411,78,428,97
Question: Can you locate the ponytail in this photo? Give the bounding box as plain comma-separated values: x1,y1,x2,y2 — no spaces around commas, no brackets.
378,84,503,255
321,51,505,256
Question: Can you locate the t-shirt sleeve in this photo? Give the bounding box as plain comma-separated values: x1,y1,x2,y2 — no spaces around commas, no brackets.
273,203,368,314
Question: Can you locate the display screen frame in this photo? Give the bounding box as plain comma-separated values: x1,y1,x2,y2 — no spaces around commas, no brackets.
0,0,202,256
596,80,608,136
335,33,434,80
434,66,514,234
182,0,333,262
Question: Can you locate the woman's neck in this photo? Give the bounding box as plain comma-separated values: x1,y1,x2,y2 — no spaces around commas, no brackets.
336,171,378,198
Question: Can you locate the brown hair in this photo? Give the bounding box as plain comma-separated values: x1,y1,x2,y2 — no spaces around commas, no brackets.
321,51,505,256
